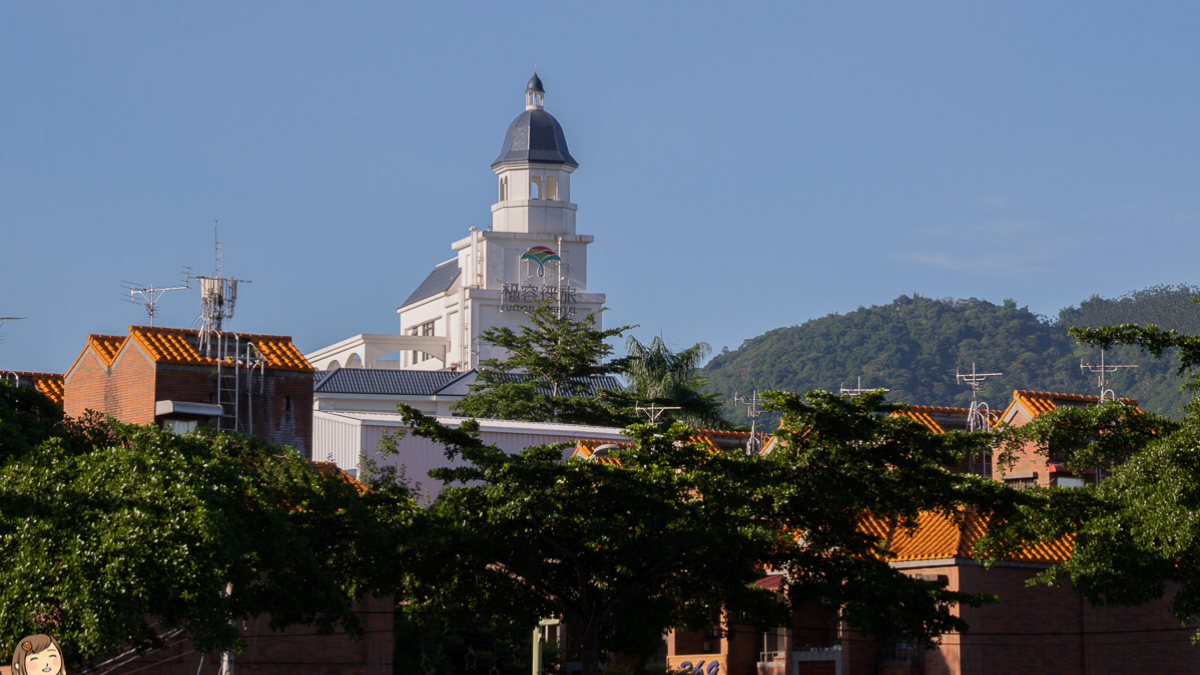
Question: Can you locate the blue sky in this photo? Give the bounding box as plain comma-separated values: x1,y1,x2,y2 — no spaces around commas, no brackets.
3,2,1198,373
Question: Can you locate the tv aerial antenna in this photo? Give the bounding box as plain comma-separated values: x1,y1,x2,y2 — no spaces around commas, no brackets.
124,269,191,326
192,222,250,354
734,390,766,455
839,376,889,397
956,363,1002,433
1081,349,1137,403
0,316,25,344
635,403,680,424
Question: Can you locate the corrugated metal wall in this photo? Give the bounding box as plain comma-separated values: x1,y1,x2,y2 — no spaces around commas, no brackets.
315,412,623,502
358,425,604,503
313,414,363,470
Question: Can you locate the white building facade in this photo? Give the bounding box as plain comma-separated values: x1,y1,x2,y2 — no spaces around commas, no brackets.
307,73,605,374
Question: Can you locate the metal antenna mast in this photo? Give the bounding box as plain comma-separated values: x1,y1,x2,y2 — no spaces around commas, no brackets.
1080,349,1137,403
188,222,260,436
635,403,681,424
124,269,190,326
193,222,251,355
839,376,889,397
956,363,1002,432
0,317,25,344
734,390,766,455
956,363,1002,476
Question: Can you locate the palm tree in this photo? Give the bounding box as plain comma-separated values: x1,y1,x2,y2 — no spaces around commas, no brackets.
623,336,728,428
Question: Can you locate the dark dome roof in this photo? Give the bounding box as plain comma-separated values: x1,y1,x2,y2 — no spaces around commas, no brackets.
526,72,545,93
492,109,578,168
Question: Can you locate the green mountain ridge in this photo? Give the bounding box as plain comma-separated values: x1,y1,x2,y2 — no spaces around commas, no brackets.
703,285,1200,424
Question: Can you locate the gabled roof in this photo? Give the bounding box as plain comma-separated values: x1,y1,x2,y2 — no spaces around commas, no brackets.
892,405,973,433
126,326,312,372
313,368,472,396
69,326,312,376
400,259,460,309
865,509,1073,565
88,334,127,365
1000,389,1139,424
7,371,65,405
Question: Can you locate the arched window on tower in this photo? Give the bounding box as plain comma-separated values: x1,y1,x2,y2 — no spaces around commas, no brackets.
530,174,542,200
544,174,558,201
499,176,508,201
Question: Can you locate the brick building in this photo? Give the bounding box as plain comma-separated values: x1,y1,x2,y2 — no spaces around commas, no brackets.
63,325,314,458
991,390,1137,488
2,370,65,406
578,391,1198,675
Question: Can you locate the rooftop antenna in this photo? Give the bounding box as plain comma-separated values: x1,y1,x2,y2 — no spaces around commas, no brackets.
956,363,1001,476
734,390,766,456
192,221,250,355
0,317,25,344
635,403,681,424
839,376,890,397
956,363,1002,433
1081,349,1137,403
124,269,191,326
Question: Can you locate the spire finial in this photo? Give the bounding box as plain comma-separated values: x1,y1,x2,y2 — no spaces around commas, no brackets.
525,71,545,110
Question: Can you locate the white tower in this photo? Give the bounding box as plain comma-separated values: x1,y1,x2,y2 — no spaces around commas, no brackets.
490,72,579,235
392,73,605,371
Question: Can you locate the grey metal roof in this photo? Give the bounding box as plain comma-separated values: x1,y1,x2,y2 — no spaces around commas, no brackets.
314,368,472,396
314,368,624,398
484,373,624,396
400,260,460,308
492,109,578,168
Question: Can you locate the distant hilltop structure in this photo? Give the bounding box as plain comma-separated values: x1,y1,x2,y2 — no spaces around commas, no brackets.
307,73,606,375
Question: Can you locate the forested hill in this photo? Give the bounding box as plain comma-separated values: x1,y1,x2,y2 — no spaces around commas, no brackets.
703,285,1200,423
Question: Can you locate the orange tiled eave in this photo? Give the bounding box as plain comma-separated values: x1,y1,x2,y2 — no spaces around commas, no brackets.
126,326,313,372
8,371,65,405
864,510,1073,565
1010,389,1139,421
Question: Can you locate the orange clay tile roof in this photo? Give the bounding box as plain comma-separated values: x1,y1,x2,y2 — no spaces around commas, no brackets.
891,406,973,434
8,371,65,405
865,509,1073,565
311,461,370,494
1000,390,1139,422
572,429,769,463
127,326,312,372
89,334,128,366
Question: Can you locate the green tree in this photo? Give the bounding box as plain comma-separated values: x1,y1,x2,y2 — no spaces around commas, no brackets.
399,390,1023,675
623,336,727,428
453,304,636,426
978,315,1200,635
0,387,412,668
756,390,1018,643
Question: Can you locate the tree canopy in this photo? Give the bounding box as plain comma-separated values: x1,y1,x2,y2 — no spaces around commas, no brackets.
623,336,727,428
704,286,1200,423
452,304,636,426
399,389,1025,674
982,313,1200,636
0,382,411,667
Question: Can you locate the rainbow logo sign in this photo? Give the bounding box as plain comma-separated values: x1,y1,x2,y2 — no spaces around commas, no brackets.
521,246,561,278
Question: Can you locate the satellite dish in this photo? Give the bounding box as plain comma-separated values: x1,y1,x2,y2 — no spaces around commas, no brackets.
591,444,619,459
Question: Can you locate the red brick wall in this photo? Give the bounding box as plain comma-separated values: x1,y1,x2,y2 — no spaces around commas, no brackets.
257,371,313,459
65,345,157,424
150,364,312,457
898,562,1200,675
103,596,393,675
67,346,312,457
